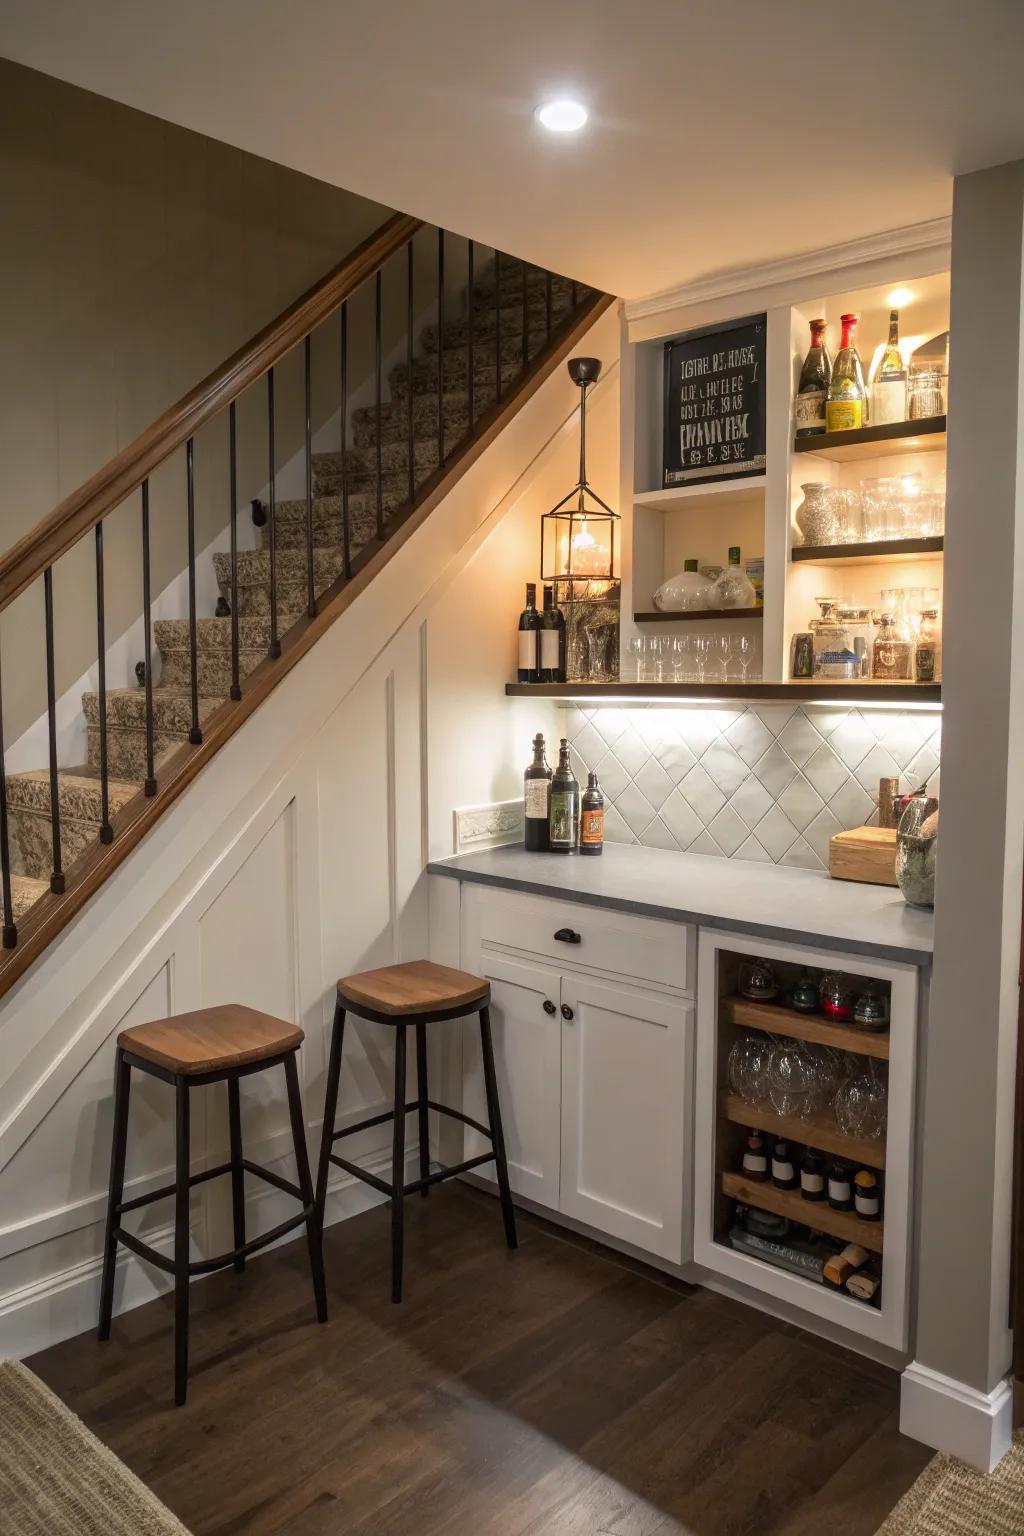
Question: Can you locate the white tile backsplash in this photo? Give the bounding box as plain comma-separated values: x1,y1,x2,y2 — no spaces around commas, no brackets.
565,704,942,870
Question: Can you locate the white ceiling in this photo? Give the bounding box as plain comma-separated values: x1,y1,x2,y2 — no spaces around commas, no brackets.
3,0,1023,300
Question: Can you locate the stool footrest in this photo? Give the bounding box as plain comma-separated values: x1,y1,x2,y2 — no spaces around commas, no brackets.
113,1208,314,1281
240,1158,304,1204
328,1155,393,1198
426,1100,494,1140
116,1160,234,1215
331,1101,420,1142
328,1149,497,1200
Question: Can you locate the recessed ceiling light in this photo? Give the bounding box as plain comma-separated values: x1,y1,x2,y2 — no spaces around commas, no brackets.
887,287,915,307
536,99,588,133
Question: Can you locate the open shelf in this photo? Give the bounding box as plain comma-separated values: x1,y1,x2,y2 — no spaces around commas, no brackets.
793,417,946,463
635,476,767,514
506,681,941,704
719,1093,886,1170
721,1172,884,1252
633,606,763,623
720,995,890,1059
792,536,943,567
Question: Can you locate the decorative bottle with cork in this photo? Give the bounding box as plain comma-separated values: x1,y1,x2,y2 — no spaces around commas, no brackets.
795,317,832,437
580,772,604,857
523,734,552,852
548,739,580,854
825,313,868,432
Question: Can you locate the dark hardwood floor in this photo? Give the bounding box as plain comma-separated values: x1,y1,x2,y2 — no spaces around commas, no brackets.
28,1186,930,1535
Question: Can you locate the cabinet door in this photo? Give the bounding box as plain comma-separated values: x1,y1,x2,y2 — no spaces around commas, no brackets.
559,974,692,1263
462,953,562,1209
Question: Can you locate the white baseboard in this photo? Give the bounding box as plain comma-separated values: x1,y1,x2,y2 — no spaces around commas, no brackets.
900,1360,1014,1472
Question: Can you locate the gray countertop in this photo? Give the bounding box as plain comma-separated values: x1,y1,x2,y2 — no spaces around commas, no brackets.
427,843,934,964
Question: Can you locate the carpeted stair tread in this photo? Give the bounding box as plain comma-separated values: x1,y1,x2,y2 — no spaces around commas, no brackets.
2,873,48,924
82,688,224,730
6,770,141,883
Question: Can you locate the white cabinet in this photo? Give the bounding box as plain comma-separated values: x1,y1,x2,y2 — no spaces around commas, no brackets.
560,972,691,1260
460,885,694,1265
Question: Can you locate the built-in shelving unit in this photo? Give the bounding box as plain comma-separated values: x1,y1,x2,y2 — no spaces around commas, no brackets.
719,995,890,1060
720,1171,885,1253
633,606,763,623
718,1093,886,1170
506,681,941,704
792,416,946,462
634,477,767,514
791,537,943,567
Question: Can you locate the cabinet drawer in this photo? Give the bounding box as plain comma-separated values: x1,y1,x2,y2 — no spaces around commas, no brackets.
477,887,693,994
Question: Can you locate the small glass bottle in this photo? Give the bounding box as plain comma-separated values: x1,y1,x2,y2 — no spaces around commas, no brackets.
871,309,907,425
539,584,566,684
795,318,832,437
828,1161,853,1212
771,1140,798,1191
799,1150,826,1202
854,1169,883,1221
872,613,914,682
915,607,942,683
517,583,540,683
825,313,868,432
741,1130,769,1183
523,734,552,852
579,772,604,857
548,739,580,854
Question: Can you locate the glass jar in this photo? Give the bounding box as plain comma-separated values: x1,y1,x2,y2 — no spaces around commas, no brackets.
907,362,946,420
794,483,840,548
820,972,854,1021
872,613,914,682
915,606,942,683
852,981,890,1032
738,957,779,1003
896,796,939,909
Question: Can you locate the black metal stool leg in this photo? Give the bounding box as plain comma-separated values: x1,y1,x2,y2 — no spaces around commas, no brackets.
173,1077,191,1406
98,1047,132,1340
415,1021,430,1197
228,1076,245,1274
315,999,346,1221
391,1024,407,1302
284,1052,328,1324
479,1005,518,1250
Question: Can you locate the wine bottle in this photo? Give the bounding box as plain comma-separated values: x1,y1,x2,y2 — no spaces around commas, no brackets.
795,318,831,436
548,739,579,854
579,771,604,857
523,735,552,852
539,585,566,684
517,583,541,683
825,313,868,432
728,546,741,566
871,309,907,426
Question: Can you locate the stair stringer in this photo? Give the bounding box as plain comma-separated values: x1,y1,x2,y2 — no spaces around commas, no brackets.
0,304,619,1357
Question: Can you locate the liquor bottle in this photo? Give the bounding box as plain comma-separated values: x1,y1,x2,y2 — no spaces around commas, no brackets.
538,585,566,684
825,313,868,432
827,1161,853,1212
872,613,914,682
684,558,699,573
580,772,604,857
728,546,741,567
872,309,907,425
799,1150,825,1202
795,318,831,437
771,1139,798,1191
523,734,552,852
548,739,580,854
517,582,541,683
853,1169,882,1221
741,1130,768,1183
915,607,942,683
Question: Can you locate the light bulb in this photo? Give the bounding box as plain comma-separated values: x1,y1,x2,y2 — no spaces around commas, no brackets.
536,100,588,133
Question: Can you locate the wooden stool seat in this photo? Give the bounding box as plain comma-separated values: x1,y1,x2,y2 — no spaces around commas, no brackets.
119,1004,304,1075
337,960,489,1021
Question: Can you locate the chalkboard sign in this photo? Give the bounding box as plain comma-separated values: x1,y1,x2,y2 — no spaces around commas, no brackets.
662,314,766,489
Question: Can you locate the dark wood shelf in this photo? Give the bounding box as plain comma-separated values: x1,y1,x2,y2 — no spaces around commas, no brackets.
633,606,763,623
506,681,941,704
793,416,946,462
721,1172,884,1252
719,1094,886,1171
720,995,890,1060
792,536,943,567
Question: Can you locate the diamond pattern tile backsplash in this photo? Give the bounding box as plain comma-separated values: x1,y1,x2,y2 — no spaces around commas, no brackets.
564,704,941,869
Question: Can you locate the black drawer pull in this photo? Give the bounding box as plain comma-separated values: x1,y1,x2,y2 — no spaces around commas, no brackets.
553,928,581,944
543,999,557,1016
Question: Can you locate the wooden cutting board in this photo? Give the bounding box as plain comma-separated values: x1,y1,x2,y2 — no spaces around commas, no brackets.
829,826,898,886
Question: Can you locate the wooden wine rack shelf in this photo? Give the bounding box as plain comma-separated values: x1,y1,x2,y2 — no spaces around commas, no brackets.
721,1172,885,1253
719,1093,886,1170
720,995,890,1060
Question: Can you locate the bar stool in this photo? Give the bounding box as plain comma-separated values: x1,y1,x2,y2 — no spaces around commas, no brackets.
315,960,517,1301
98,1004,327,1406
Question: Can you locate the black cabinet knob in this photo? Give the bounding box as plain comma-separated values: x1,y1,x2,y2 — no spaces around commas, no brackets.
561,1004,574,1021
553,928,582,944
543,999,557,1015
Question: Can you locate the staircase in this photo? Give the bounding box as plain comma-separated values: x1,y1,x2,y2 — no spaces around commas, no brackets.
0,213,610,994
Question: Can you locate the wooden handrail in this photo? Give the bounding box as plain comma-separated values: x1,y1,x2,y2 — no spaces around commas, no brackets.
0,210,423,613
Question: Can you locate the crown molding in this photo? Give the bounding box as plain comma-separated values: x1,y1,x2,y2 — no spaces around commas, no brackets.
624,217,952,323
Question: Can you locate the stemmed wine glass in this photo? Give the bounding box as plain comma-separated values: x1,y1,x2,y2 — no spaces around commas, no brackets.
626,636,645,682
734,635,756,681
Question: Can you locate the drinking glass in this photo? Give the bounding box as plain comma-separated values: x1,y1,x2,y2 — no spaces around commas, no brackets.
626,636,645,682
694,635,712,683
835,1062,888,1140
648,635,671,682
767,1038,816,1119
715,634,733,680
734,635,756,681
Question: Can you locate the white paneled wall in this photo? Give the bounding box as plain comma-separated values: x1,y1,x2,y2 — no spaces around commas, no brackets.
565,703,941,868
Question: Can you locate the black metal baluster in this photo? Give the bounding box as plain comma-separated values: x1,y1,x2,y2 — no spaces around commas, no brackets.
43,567,64,892
521,260,529,372
375,269,384,542
267,368,281,659
94,522,113,843
340,302,352,579
467,240,475,431
437,229,445,470
546,271,553,342
227,408,241,702
0,645,15,948
406,242,415,506
495,251,502,403
185,438,202,744
304,335,316,618
141,480,157,793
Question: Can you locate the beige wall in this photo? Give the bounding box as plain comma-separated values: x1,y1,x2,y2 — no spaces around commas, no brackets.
0,58,389,742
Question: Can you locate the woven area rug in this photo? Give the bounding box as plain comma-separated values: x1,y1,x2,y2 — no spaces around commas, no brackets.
0,1359,190,1535
877,1432,1024,1534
